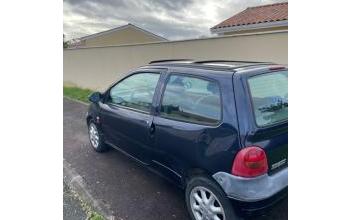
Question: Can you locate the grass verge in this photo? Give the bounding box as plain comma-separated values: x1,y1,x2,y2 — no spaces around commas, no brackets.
89,213,105,220
63,86,94,103
89,212,105,220
65,182,107,220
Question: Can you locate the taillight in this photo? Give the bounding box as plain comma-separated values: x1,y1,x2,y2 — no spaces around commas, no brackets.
231,146,268,177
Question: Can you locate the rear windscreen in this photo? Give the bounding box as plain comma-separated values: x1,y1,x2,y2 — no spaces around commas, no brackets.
248,70,288,127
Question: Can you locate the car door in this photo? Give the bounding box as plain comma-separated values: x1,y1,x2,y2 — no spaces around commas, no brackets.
99,70,163,164
151,72,239,184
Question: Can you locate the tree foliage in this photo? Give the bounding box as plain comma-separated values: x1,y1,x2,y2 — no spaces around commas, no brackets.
63,34,69,49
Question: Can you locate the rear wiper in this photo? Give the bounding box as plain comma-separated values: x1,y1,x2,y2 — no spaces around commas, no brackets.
258,98,288,113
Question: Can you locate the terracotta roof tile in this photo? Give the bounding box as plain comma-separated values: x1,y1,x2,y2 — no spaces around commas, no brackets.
212,2,288,30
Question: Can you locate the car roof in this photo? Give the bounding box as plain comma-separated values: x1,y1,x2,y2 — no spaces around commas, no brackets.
142,59,284,74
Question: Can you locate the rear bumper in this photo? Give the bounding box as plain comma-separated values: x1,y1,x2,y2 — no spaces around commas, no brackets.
232,187,287,217
212,167,288,202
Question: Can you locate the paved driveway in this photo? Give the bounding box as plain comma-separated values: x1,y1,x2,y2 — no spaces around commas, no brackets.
63,98,287,220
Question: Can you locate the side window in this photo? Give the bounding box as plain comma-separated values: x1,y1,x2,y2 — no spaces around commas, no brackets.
160,74,221,124
109,73,160,112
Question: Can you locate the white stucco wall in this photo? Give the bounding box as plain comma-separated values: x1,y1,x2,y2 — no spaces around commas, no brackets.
64,32,288,91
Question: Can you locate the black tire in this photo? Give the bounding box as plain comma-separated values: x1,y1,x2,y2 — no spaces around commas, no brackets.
88,120,109,152
185,175,241,220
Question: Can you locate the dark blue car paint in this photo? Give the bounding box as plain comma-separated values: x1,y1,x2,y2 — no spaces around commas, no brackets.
86,64,288,215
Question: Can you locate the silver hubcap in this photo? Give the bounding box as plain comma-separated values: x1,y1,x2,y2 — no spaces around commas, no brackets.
190,186,225,220
89,123,99,148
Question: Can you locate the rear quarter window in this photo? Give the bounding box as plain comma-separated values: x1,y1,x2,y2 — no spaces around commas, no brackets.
248,71,288,127
160,74,222,125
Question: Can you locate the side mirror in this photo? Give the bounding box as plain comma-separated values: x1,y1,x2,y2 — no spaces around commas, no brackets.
89,92,102,103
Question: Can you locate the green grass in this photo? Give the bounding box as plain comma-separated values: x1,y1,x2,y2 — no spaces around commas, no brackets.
63,86,94,103
89,213,105,220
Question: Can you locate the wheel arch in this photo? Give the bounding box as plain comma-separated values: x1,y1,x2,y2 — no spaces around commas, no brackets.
86,115,93,125
183,167,213,188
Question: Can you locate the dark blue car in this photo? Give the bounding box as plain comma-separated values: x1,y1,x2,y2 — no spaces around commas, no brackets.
86,60,288,220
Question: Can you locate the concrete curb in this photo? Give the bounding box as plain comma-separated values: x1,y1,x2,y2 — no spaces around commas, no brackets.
63,159,119,220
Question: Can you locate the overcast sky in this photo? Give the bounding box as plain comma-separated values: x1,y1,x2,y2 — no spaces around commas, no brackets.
64,0,285,41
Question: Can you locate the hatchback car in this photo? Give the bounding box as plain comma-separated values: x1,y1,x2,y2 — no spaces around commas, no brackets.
86,60,288,220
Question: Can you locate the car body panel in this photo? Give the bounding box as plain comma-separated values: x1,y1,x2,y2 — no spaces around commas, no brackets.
97,68,166,164
99,102,154,164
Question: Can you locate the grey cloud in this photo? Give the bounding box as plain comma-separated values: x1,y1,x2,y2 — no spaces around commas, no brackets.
64,0,286,40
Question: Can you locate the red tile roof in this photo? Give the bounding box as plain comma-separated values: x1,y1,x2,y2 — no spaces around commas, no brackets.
212,2,288,30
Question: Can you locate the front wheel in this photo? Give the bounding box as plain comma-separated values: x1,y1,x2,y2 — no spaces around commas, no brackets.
185,175,241,220
88,120,109,152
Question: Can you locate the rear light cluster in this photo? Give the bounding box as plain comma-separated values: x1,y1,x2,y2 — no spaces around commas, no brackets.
231,146,268,178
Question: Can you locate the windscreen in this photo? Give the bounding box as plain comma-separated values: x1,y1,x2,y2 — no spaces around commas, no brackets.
248,70,288,127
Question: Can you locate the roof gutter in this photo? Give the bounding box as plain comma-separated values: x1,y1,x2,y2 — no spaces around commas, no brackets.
211,20,288,34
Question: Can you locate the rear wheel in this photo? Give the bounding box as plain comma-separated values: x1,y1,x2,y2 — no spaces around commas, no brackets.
88,120,109,152
185,175,241,220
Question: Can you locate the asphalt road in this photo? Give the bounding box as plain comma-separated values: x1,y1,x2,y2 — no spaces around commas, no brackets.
63,98,287,220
